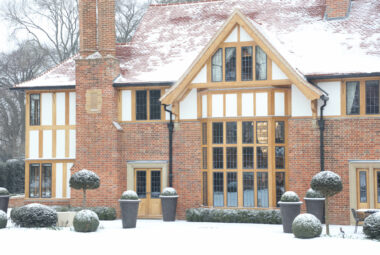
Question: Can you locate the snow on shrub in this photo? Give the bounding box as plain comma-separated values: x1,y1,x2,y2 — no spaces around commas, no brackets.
11,203,58,228
161,187,177,196
363,212,380,239
292,213,322,239
305,188,324,198
0,210,7,229
280,191,300,202
0,187,9,196
73,210,99,233
69,169,100,207
120,190,138,200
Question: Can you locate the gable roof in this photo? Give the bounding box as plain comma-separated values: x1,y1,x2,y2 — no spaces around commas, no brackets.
14,0,380,90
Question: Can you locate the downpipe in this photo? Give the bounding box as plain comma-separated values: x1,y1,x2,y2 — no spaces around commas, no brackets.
163,104,174,187
319,95,329,172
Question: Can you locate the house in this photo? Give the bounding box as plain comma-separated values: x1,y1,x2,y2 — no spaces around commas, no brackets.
13,0,380,224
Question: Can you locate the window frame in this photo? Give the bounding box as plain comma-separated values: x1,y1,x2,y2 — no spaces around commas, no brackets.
29,163,52,199
30,94,41,126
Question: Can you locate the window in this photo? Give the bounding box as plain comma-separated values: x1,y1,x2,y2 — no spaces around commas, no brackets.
275,121,285,143
243,172,254,207
202,172,208,205
212,49,223,82
136,90,147,120
226,147,237,169
226,122,237,144
243,147,254,169
241,46,253,81
136,171,147,198
212,122,223,144
29,163,52,198
255,46,267,80
149,90,161,120
227,172,237,207
202,148,207,169
346,81,360,115
225,47,236,81
275,147,285,169
242,121,254,144
275,172,285,207
30,94,40,126
257,147,268,169
213,172,224,207
257,172,269,207
365,80,379,114
213,147,223,169
135,90,162,120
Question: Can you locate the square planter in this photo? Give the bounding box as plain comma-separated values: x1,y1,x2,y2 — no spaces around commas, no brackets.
160,195,178,221
278,201,302,233
57,211,77,227
119,200,140,228
0,195,10,213
304,198,325,223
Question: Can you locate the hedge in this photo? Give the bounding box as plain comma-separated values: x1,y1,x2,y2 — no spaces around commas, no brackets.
11,203,58,228
51,206,116,220
186,208,281,224
0,159,24,194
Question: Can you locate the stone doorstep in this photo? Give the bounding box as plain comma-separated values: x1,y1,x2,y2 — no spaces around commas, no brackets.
57,212,77,227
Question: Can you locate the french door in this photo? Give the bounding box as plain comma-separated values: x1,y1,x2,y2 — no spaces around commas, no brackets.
135,169,162,218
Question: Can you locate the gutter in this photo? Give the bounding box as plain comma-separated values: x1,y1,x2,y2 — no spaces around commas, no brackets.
163,104,174,187
113,81,175,88
10,85,76,91
306,72,380,80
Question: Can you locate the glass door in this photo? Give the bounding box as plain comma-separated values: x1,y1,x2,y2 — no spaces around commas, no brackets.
135,169,162,218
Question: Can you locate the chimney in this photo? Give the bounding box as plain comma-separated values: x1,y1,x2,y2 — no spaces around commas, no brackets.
325,0,351,20
98,0,116,57
79,0,97,57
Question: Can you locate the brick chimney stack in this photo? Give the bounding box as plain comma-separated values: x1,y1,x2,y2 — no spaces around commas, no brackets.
325,0,351,19
98,0,116,56
79,0,97,57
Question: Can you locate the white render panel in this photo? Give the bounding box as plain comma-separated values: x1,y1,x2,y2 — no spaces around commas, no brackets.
212,94,224,117
56,92,66,125
202,95,207,118
255,92,268,116
292,84,312,116
180,88,197,120
240,27,254,42
55,163,63,199
272,62,288,80
69,130,76,158
56,129,65,158
224,26,238,43
41,93,53,126
121,90,132,121
69,92,76,125
67,163,73,198
225,94,237,117
43,130,52,159
317,81,341,116
192,65,207,84
242,93,254,117
275,92,285,116
29,130,39,159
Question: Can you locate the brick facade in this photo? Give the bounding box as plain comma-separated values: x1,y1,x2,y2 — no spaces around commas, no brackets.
325,0,351,19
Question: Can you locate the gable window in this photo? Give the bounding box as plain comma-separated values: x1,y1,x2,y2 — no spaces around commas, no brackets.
29,163,52,198
346,81,360,115
225,47,236,81
30,94,40,126
255,46,267,80
212,48,223,82
365,80,379,114
241,46,253,81
135,90,162,120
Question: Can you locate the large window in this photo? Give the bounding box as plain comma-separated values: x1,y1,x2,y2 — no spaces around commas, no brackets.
135,90,162,120
30,94,40,126
29,163,52,198
345,80,380,116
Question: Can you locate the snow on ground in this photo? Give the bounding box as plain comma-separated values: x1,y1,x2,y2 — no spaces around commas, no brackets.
0,218,379,255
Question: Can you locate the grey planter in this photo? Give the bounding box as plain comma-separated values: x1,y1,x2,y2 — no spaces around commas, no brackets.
304,198,325,223
0,195,10,213
119,199,140,228
160,195,178,221
278,201,302,233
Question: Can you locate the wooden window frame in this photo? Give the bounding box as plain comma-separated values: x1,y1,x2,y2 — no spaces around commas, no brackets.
30,94,41,126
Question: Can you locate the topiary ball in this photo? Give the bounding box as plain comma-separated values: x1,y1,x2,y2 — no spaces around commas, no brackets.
305,188,324,198
0,187,9,196
69,169,100,190
10,203,57,228
311,170,342,197
120,190,138,200
73,210,99,233
0,210,7,229
161,187,177,196
292,213,322,239
280,191,300,202
363,212,380,239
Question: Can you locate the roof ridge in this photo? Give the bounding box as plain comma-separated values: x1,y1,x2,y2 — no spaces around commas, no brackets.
150,0,222,7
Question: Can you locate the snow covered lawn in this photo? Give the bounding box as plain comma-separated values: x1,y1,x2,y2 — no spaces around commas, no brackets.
0,219,378,255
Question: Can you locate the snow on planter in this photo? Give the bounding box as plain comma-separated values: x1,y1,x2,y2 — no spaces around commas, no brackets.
0,187,9,195
10,203,58,228
280,191,300,202
363,212,380,239
73,210,99,233
120,190,138,200
292,213,322,239
161,187,177,196
0,210,7,229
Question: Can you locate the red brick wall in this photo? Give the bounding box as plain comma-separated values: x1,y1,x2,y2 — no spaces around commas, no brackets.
289,117,380,225
325,0,350,19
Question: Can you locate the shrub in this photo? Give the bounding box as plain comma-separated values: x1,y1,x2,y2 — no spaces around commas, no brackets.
280,191,300,202
0,160,24,194
363,212,380,239
69,169,100,207
292,213,322,239
0,210,7,229
186,208,281,224
161,187,177,196
73,210,99,232
0,187,9,196
120,190,138,200
11,203,58,228
305,188,324,198
52,206,116,221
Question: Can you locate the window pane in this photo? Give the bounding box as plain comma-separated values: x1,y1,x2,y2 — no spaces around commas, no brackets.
149,90,161,120
213,147,224,169
202,148,207,169
243,172,254,207
212,122,223,144
275,121,285,144
366,80,379,114
41,164,52,198
241,46,253,81
213,172,224,207
257,172,269,208
226,147,237,169
255,46,267,80
346,81,360,115
227,172,237,207
256,121,268,144
359,171,367,203
275,146,285,169
257,147,268,169
136,90,147,120
30,94,40,126
226,122,237,144
136,171,146,198
29,164,40,198
212,49,223,82
225,47,236,81
151,171,161,198
243,147,254,169
242,121,253,144
203,172,208,205
202,123,207,145
377,171,380,203
276,172,285,207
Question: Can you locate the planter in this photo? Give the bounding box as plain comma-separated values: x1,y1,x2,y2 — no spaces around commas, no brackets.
304,197,325,223
119,199,140,228
57,211,77,227
278,201,302,233
160,195,178,221
0,195,10,213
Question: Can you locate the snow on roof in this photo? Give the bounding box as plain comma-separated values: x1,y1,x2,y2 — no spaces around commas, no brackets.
15,0,380,89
